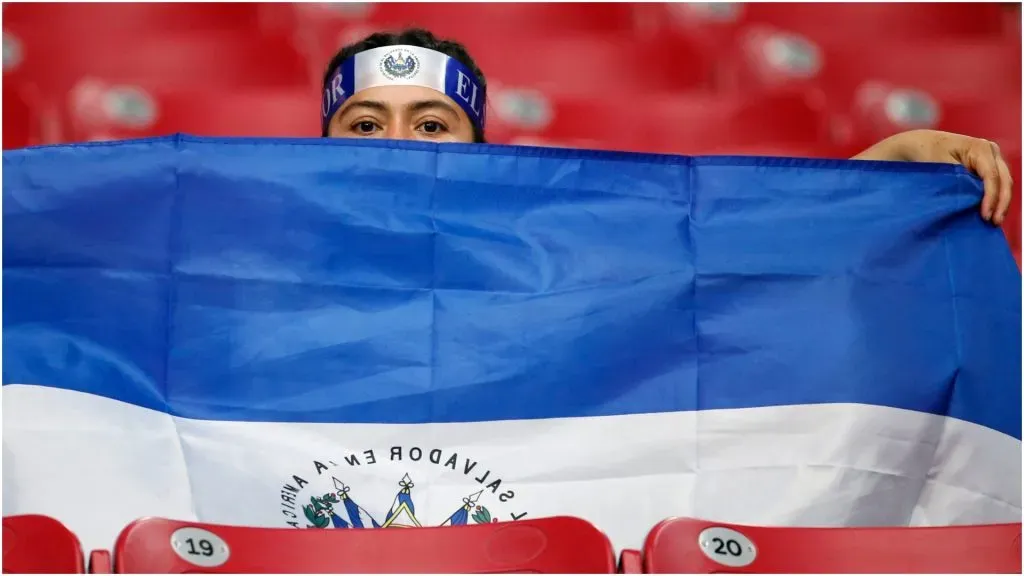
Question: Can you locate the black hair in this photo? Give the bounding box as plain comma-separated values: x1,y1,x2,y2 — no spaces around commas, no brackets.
322,28,487,143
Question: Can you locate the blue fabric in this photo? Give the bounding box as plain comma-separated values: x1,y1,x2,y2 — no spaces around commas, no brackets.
445,507,470,526
3,135,1020,438
330,513,349,529
342,498,378,529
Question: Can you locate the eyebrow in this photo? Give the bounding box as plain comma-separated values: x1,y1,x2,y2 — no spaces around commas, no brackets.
406,99,459,117
342,100,389,114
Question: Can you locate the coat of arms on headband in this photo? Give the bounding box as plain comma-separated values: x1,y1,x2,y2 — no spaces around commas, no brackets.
379,49,420,81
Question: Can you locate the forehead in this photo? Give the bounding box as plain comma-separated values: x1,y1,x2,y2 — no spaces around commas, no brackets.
337,85,469,119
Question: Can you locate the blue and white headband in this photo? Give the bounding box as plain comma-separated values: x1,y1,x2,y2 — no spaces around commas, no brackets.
321,45,487,135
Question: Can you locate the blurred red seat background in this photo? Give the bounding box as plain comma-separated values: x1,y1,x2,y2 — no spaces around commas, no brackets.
3,1,1020,261
64,81,320,142
488,89,829,156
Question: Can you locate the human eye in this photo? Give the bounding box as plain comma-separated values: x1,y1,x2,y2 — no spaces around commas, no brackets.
351,120,382,135
417,120,449,135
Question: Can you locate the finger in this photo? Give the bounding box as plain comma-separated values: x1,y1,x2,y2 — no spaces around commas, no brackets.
991,142,1014,226
971,142,1001,222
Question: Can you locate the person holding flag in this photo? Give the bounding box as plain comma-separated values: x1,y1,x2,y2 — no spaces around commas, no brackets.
320,28,1015,228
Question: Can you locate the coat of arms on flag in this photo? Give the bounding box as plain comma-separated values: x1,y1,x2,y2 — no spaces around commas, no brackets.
279,446,530,532
301,474,495,530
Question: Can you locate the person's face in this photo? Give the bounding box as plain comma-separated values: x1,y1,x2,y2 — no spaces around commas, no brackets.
326,85,476,143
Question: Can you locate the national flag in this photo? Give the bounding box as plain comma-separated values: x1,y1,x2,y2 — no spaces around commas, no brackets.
3,135,1020,553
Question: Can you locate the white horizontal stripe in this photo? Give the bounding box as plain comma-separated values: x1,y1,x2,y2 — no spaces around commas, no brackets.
3,384,1019,553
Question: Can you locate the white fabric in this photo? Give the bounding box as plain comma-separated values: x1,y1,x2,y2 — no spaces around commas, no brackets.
353,45,451,94
2,384,1020,552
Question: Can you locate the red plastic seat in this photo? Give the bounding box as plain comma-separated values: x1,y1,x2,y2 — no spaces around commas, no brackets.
641,2,1011,42
642,517,1023,574
2,83,44,149
487,89,827,156
112,516,617,573
847,83,1021,152
745,2,1011,38
719,27,1021,108
617,549,642,574
1006,5,1022,38
288,2,639,38
88,550,112,574
4,27,311,97
2,2,266,34
62,81,321,142
483,33,714,96
2,515,85,574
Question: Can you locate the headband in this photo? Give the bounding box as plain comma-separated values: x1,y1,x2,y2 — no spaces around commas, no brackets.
321,45,487,135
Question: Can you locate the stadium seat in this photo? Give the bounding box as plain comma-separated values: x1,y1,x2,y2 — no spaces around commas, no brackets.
3,28,311,97
847,84,1021,153
2,515,85,574
477,32,714,96
744,1,1011,38
3,83,45,149
2,2,266,34
1005,5,1023,37
63,81,321,142
718,27,1021,109
617,549,643,574
640,2,1011,41
487,89,826,156
88,550,112,574
641,517,1023,574
288,2,640,38
112,516,617,573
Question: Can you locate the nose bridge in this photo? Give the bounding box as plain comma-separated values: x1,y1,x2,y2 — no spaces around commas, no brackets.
384,120,414,140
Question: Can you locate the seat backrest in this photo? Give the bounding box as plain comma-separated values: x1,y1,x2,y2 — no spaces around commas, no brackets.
642,517,1023,573
88,550,112,574
721,26,1021,107
2,514,85,574
291,2,639,38
113,516,617,573
633,3,1014,57
3,83,39,149
617,549,642,574
848,85,1021,152
2,2,263,33
4,27,310,96
487,89,826,156
477,32,714,96
732,2,1008,39
63,82,320,142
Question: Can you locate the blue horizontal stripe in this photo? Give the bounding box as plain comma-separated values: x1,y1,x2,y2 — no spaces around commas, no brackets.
3,135,1020,439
